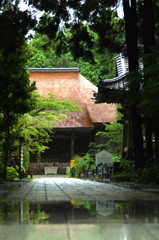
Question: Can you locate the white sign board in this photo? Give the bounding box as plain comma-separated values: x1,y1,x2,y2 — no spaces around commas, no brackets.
95,150,112,165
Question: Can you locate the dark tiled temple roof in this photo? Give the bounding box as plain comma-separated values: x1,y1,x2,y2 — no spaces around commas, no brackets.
93,48,143,104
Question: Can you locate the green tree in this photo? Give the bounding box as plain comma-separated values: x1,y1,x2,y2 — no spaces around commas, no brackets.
28,32,117,86
0,5,37,179
96,105,123,155
96,122,123,155
34,0,123,54
10,91,81,169
29,50,51,68
87,142,100,160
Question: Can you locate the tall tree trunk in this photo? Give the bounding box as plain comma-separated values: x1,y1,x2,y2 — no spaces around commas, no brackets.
145,118,153,161
144,0,156,162
123,0,145,170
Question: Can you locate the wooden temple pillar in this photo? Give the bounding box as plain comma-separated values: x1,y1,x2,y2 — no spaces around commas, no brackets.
153,115,159,162
121,106,134,160
131,105,145,170
145,118,153,161
71,133,74,159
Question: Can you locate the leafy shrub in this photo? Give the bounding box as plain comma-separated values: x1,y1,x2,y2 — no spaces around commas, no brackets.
6,166,19,180
136,161,159,184
110,159,138,182
110,174,131,181
87,142,100,159
73,154,95,172
116,159,159,184
113,154,121,162
120,159,132,174
67,167,72,178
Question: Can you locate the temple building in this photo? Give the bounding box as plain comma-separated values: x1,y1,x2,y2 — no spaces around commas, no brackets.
28,68,116,173
92,47,144,165
92,51,132,160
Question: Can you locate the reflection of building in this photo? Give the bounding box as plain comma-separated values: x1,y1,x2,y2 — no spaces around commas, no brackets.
28,68,116,174
96,200,114,217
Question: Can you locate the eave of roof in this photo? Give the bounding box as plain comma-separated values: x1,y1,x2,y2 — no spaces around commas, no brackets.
101,73,127,87
28,68,80,73
92,74,127,104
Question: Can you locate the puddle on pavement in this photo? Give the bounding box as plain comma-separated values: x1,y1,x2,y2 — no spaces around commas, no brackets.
0,182,26,200
0,200,159,225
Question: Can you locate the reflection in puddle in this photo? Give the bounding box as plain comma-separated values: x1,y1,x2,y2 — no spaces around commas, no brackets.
0,200,159,225
0,182,25,200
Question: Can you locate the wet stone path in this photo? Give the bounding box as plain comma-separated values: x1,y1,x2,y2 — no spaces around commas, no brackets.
2,178,159,202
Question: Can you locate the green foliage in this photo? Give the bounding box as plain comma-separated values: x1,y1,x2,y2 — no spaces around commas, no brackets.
13,91,81,163
0,89,81,174
28,32,116,86
72,201,95,210
119,159,137,181
0,202,49,224
6,166,19,180
72,201,96,217
29,50,51,68
110,159,137,182
112,159,159,184
73,154,94,172
23,146,30,172
67,167,72,178
96,105,123,155
136,161,159,184
110,174,131,181
138,47,159,117
0,6,37,178
33,0,124,60
28,204,49,224
27,0,125,85
119,159,132,175
113,154,121,162
87,142,100,160
35,92,81,112
73,142,122,178
73,142,100,175
0,8,36,120
12,113,52,162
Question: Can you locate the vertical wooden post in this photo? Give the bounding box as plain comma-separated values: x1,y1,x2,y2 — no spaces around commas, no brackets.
71,133,74,159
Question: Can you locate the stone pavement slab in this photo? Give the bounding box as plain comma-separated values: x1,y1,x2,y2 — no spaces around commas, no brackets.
1,177,159,202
